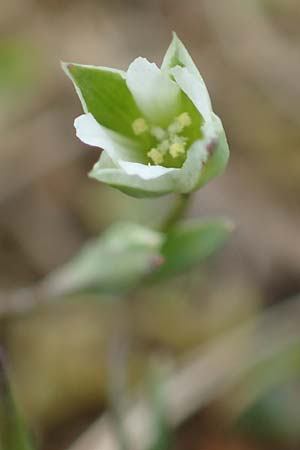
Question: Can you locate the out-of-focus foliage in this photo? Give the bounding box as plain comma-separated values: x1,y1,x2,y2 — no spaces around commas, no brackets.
223,336,300,443
238,381,300,443
41,218,232,298
149,218,233,281
145,365,172,450
0,357,35,450
42,222,163,296
0,39,41,115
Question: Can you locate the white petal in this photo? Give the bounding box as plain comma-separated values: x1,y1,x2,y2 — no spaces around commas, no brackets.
74,113,145,163
118,161,176,180
95,150,116,169
171,66,213,123
90,157,179,196
161,32,201,78
126,57,180,125
194,116,230,188
89,136,215,196
174,140,208,193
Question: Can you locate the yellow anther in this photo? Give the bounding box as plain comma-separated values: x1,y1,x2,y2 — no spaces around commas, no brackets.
132,118,148,135
169,142,185,158
144,111,192,165
176,112,192,129
172,134,187,145
147,148,164,165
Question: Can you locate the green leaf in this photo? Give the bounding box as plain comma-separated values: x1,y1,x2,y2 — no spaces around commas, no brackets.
145,364,172,450
63,63,143,138
234,342,300,442
149,218,233,281
161,33,200,79
42,222,163,297
0,354,35,450
238,381,300,442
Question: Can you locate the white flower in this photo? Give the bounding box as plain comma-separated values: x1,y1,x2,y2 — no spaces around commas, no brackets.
62,33,229,197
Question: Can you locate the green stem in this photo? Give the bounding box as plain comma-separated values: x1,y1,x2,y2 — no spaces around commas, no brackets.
106,301,132,450
106,193,192,448
107,336,130,450
160,193,192,233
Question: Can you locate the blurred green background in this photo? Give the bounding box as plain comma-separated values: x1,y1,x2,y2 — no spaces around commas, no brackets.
0,1,300,449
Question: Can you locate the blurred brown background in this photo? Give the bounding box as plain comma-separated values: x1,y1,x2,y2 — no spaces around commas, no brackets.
0,1,300,449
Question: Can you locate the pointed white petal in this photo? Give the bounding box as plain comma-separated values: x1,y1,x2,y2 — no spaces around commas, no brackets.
195,115,230,188
95,149,116,169
126,57,180,125
171,66,213,124
89,157,179,197
118,161,176,180
88,118,228,197
174,116,229,193
74,113,145,163
174,140,208,192
161,33,201,78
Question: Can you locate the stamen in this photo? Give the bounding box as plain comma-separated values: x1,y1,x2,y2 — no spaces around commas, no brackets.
171,135,187,146
145,111,192,165
176,112,192,129
168,122,181,135
169,142,185,158
157,139,170,153
167,112,192,135
147,148,164,165
150,126,166,141
132,118,148,135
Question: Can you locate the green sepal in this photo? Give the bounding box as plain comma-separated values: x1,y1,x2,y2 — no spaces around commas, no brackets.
148,218,234,281
62,63,142,138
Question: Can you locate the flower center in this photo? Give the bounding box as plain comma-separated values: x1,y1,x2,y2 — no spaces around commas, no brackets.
132,112,192,166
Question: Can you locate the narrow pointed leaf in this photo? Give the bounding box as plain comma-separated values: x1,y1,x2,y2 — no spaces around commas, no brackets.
149,218,234,281
0,354,35,450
